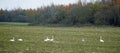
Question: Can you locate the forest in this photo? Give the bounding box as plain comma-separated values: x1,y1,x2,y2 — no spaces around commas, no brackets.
0,1,120,26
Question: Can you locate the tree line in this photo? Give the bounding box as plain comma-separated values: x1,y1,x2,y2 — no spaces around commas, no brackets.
0,2,120,26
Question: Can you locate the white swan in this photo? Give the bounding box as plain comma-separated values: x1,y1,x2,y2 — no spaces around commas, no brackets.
100,36,104,43
44,36,54,42
18,38,23,41
49,36,54,42
44,37,50,42
10,37,15,42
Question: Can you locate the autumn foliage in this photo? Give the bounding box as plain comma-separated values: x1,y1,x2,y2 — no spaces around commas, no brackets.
0,1,120,26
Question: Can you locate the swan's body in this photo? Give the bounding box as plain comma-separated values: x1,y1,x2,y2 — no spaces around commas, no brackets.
44,37,50,42
18,39,23,41
10,37,15,42
100,36,104,42
100,39,104,42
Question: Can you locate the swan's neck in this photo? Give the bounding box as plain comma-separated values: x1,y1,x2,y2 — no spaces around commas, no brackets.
100,36,102,39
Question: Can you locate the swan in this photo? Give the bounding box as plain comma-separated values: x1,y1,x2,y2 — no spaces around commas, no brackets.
10,37,15,42
44,37,50,42
18,38,23,41
100,36,104,42
44,36,54,42
49,36,54,42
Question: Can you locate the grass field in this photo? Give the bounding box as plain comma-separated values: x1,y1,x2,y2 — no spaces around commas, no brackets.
0,22,120,53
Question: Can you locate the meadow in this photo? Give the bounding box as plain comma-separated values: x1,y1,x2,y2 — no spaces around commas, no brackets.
0,22,120,53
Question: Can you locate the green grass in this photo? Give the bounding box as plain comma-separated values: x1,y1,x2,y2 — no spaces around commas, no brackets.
0,22,120,53
0,22,29,26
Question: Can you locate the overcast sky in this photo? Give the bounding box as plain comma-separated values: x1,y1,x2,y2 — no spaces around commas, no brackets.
0,0,94,10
